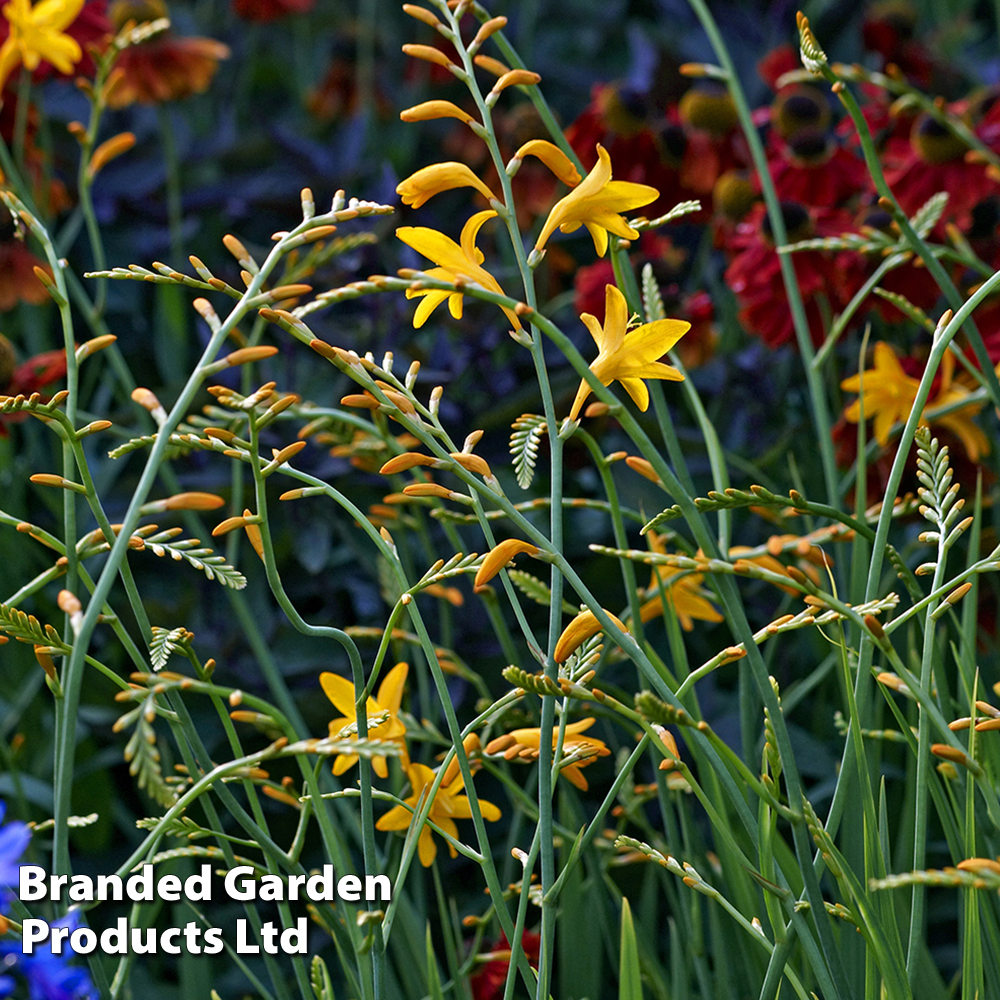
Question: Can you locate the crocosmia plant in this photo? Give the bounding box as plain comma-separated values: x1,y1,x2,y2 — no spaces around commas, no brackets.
3,1,1000,998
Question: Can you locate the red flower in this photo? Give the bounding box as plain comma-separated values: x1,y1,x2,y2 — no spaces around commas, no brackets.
724,202,848,349
0,218,52,312
469,931,541,1000
768,131,871,209
105,0,229,107
882,112,996,233
0,335,67,435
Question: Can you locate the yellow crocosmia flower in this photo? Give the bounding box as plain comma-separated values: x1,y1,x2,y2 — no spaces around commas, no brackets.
376,761,500,867
396,161,497,210
396,210,521,330
637,533,723,632
569,283,688,421
840,341,920,447
925,349,988,462
534,144,658,257
484,718,611,791
320,661,409,779
0,0,84,90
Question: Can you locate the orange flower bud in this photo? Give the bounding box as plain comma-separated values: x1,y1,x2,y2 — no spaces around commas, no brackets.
658,728,679,771
442,733,481,786
625,456,661,483
474,539,539,590
400,101,474,125
380,452,437,475
474,54,509,77
87,132,135,178
491,69,541,94
554,609,629,663
403,483,453,498
401,43,456,70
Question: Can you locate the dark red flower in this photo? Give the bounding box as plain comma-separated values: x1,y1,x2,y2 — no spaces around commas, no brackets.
881,113,995,234
0,218,52,312
469,931,541,1000
723,202,849,349
768,131,871,209
0,335,67,435
105,0,229,107
861,1,935,88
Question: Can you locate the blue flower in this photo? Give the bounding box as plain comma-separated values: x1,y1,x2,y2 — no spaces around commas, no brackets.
0,802,96,1000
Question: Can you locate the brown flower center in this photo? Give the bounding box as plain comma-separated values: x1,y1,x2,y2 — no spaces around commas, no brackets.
678,83,738,137
911,113,967,164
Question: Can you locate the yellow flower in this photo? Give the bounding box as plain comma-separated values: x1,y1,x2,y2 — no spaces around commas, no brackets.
840,341,920,447
396,210,521,329
484,718,611,791
396,162,497,210
569,283,688,420
320,661,408,779
925,349,988,462
0,0,84,90
638,533,722,631
534,144,658,257
375,761,500,867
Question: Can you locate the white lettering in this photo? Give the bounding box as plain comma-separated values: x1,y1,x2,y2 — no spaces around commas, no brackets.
157,874,181,902
280,918,308,954
70,927,97,954
21,919,50,953
184,865,212,901
366,874,392,901
337,875,361,901
225,866,257,902
18,866,48,901
235,918,259,953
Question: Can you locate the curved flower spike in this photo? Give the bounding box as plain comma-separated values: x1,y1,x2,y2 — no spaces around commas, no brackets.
0,0,85,90
534,144,658,257
397,162,498,209
397,210,521,329
569,284,688,420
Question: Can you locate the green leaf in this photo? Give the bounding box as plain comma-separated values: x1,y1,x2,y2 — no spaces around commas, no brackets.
619,897,643,1000
510,413,546,490
425,923,445,1000
149,625,192,671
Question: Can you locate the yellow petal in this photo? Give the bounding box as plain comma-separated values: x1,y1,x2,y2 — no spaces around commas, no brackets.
376,661,409,716
512,139,582,187
396,162,497,209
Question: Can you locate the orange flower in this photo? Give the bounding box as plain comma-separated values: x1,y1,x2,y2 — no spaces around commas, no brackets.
105,0,229,108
